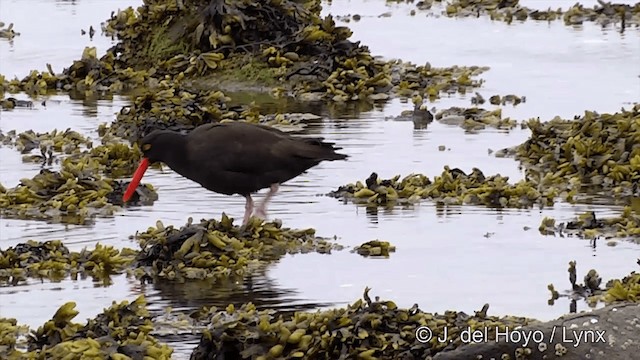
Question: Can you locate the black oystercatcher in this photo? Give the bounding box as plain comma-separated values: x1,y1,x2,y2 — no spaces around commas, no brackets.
123,121,348,225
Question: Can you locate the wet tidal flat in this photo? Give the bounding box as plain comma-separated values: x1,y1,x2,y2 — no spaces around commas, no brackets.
1,0,640,358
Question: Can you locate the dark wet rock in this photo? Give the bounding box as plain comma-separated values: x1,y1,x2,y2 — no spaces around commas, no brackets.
329,166,562,209
108,180,158,206
189,287,538,360
438,259,640,359
432,302,640,360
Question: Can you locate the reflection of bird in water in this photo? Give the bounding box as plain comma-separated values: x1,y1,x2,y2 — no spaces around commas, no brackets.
147,263,335,315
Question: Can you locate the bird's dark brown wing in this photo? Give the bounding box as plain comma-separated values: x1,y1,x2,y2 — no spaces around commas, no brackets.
186,121,294,175
183,121,346,194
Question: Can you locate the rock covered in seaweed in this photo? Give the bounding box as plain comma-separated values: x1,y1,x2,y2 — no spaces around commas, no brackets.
353,240,396,257
0,132,157,223
0,240,137,285
1,0,489,104
189,287,537,360
0,128,92,165
328,167,564,209
100,84,235,142
5,296,173,359
435,106,519,131
539,206,640,242
547,260,640,312
0,158,156,224
131,215,343,281
414,0,640,28
501,106,640,198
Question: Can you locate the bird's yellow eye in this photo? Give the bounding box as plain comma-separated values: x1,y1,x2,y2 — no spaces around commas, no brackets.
142,144,152,151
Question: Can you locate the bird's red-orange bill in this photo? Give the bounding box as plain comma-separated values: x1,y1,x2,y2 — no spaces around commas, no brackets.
123,158,150,202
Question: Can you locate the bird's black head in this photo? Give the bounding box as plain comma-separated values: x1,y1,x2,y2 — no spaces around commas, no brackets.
139,130,182,164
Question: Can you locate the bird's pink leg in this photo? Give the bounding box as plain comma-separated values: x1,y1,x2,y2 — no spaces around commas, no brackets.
254,184,279,219
243,195,254,225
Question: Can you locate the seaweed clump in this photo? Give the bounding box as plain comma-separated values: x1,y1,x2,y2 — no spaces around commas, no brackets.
0,240,137,285
131,215,343,281
2,0,488,103
190,287,537,359
353,240,396,257
100,84,237,142
103,0,488,101
0,159,156,224
2,296,173,359
0,22,20,41
435,106,519,131
499,106,640,198
539,207,640,242
0,318,29,359
329,167,563,209
0,128,92,164
0,135,157,224
548,260,640,313
420,0,640,28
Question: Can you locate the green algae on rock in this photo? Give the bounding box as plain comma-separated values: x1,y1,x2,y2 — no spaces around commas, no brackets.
3,296,172,359
329,167,563,209
353,240,396,257
189,287,537,359
498,106,640,198
131,214,343,281
0,240,137,285
539,207,640,242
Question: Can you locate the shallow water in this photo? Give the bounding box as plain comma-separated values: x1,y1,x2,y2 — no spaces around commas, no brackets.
1,0,640,358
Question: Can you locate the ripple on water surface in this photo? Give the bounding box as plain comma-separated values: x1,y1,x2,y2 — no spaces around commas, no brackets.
1,1,640,358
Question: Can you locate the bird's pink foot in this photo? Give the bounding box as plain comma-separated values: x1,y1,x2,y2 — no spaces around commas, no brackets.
242,195,254,226
253,183,279,221
254,207,267,219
